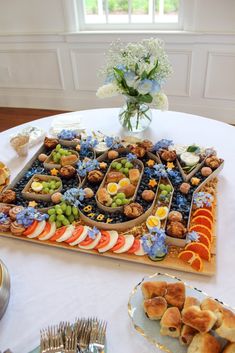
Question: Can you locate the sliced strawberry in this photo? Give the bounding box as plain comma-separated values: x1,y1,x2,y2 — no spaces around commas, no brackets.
127,239,140,254
111,235,125,252
95,230,111,250
23,220,38,236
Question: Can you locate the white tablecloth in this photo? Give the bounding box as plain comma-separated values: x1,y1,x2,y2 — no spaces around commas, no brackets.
0,108,235,353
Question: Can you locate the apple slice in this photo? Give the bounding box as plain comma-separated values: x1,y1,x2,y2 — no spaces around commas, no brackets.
56,225,75,242
98,230,119,253
113,234,134,254
134,241,146,256
38,222,56,241
27,220,46,239
69,226,90,246
79,231,102,250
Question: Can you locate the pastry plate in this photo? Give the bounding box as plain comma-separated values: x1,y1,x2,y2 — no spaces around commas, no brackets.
128,272,232,353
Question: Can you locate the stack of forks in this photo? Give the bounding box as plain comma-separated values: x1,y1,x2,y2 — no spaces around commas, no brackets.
40,318,107,353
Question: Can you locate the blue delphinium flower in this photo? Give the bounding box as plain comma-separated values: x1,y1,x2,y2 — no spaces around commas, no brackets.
137,79,153,95
62,188,85,207
141,228,168,259
104,136,114,148
126,153,137,162
87,226,99,239
0,212,8,224
58,129,77,140
167,169,183,184
153,163,168,178
77,159,100,177
144,167,155,178
193,192,214,208
152,139,173,152
25,167,44,179
80,136,98,157
151,81,160,94
124,70,137,88
186,231,200,244
16,207,48,227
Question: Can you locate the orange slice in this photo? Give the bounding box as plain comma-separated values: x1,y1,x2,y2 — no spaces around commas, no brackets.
185,242,211,261
178,250,203,272
197,233,211,249
191,215,213,230
193,208,214,222
190,225,213,242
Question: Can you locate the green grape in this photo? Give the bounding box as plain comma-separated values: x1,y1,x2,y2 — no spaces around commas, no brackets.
55,204,61,210
68,215,75,223
123,168,129,175
120,167,125,173
53,157,60,163
56,144,61,151
111,202,117,208
123,199,130,205
59,148,65,154
56,220,62,228
74,214,79,220
49,182,56,189
72,206,78,216
57,214,65,221
65,205,72,216
42,181,47,188
161,190,168,196
116,199,122,206
165,184,172,192
111,162,117,168
67,151,72,155
117,192,125,199
159,184,165,191
56,208,63,215
116,163,122,170
60,203,67,211
49,214,56,222
48,208,55,215
55,181,61,188
56,152,61,159
121,159,127,165
125,162,132,169
49,189,54,194
62,218,70,226
44,188,50,194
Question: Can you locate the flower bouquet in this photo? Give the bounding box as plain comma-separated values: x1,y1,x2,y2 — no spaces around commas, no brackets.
97,38,172,132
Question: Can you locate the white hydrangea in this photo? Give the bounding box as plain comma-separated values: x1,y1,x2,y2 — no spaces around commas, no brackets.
96,83,120,98
152,92,169,111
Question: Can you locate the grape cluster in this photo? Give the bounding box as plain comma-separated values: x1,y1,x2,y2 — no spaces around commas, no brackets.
47,202,79,228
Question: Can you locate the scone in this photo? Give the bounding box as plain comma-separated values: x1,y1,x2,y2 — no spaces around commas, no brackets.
165,282,185,309
188,333,221,353
141,281,167,299
160,307,182,338
182,306,217,333
179,324,198,346
143,296,167,320
129,169,140,186
201,297,224,328
215,308,235,342
222,343,235,353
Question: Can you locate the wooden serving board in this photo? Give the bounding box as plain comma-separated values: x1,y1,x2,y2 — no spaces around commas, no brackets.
0,229,216,276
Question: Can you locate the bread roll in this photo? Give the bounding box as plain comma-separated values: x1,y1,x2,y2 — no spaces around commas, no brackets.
179,324,198,346
201,297,224,328
216,308,235,342
160,307,182,338
188,333,221,353
143,296,167,320
141,281,167,299
183,296,200,313
182,306,217,333
165,282,185,309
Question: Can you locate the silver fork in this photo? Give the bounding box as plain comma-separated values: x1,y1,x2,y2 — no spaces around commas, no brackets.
40,325,64,353
89,319,107,353
78,319,91,353
64,323,77,353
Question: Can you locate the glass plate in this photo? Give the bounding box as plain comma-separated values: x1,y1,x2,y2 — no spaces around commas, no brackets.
128,272,232,353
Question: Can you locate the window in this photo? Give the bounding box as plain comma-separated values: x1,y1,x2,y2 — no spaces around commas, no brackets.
77,0,182,30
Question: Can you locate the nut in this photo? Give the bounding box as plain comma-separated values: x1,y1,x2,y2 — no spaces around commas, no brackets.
51,192,62,204
59,165,76,178
84,187,94,199
119,184,136,198
107,150,119,160
168,211,183,223
141,190,155,202
87,170,104,183
0,189,16,204
205,156,221,169
167,221,186,238
44,137,59,150
201,166,213,177
130,146,146,158
38,153,48,162
179,182,191,194
160,149,177,162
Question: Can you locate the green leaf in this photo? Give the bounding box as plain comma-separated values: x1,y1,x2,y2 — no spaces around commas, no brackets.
147,60,158,79
187,145,200,153
113,67,124,79
141,70,148,80
139,94,153,103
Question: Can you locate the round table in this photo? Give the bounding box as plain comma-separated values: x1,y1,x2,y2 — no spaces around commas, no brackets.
0,108,234,353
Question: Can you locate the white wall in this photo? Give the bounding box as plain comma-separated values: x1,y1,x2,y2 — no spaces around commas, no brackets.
0,0,235,124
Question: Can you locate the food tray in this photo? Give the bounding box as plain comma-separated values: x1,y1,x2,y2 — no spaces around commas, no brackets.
22,174,62,202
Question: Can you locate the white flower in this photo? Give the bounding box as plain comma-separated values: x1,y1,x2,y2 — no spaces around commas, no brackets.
152,92,169,111
137,79,153,95
96,83,120,98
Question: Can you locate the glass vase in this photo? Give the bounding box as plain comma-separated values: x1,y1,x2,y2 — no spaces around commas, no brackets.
118,98,152,133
